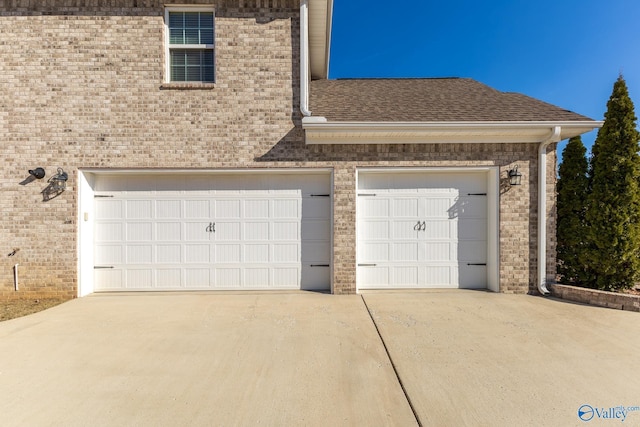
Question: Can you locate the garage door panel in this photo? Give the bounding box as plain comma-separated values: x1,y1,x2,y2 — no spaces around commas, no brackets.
157,245,181,263
96,222,124,241
393,266,418,286
459,264,487,288
301,219,330,240
215,199,241,218
156,200,181,218
272,268,299,287
95,269,124,289
245,199,269,218
359,198,389,217
359,220,389,240
393,243,418,261
459,219,487,239
157,222,181,241
273,199,299,218
216,222,241,241
96,200,124,219
272,244,299,263
94,172,330,292
424,220,452,239
95,244,124,264
424,266,453,286
156,269,182,288
127,200,152,219
244,222,269,240
423,242,452,261
185,244,210,263
127,269,153,288
245,244,269,263
185,200,211,218
245,268,270,287
360,243,389,262
458,241,486,262
301,264,330,291
127,245,153,263
392,221,419,239
216,244,241,263
127,223,153,241
301,241,330,262
185,222,210,241
456,197,487,218
424,198,455,217
358,171,488,290
392,198,419,217
303,198,330,218
186,269,212,287
359,266,389,287
272,222,299,240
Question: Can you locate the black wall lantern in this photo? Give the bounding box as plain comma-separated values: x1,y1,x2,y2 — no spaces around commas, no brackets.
508,165,522,186
49,167,68,191
28,167,45,179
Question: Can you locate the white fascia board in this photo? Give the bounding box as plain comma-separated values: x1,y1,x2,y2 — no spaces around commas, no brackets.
302,120,603,144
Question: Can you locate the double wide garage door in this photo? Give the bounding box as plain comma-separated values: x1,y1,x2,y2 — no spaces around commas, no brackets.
93,172,331,292
357,170,489,290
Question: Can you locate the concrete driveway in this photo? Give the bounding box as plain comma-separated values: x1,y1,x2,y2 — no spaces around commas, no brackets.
0,291,638,426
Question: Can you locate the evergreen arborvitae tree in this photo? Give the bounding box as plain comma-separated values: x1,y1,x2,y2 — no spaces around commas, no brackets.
584,75,640,291
557,136,589,284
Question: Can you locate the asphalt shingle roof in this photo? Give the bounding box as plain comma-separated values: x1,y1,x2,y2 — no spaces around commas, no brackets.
309,78,594,122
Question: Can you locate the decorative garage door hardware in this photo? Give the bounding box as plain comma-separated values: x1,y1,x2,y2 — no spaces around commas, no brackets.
467,193,487,196
94,195,114,198
310,194,330,197
413,221,427,231
467,263,487,266
357,193,377,197
358,263,377,267
205,222,216,233
94,266,114,269
310,264,330,267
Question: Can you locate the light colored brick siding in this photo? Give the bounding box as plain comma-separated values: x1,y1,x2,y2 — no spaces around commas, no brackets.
0,0,555,298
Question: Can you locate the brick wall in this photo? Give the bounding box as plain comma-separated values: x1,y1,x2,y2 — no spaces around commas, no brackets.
549,284,640,312
0,1,554,298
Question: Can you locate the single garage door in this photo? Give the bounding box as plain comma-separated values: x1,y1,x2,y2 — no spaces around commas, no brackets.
357,170,488,289
93,172,331,291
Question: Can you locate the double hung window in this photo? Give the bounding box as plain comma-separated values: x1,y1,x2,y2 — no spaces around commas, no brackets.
165,8,215,83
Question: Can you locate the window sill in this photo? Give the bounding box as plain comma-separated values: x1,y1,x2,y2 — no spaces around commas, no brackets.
160,82,216,90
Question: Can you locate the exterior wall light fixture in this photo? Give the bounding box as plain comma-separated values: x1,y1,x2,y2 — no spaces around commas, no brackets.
508,165,522,186
49,167,68,192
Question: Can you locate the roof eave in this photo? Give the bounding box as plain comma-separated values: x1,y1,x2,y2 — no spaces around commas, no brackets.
301,120,603,144
308,0,333,79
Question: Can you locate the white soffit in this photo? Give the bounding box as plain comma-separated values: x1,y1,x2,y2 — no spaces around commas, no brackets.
302,121,603,144
309,0,331,79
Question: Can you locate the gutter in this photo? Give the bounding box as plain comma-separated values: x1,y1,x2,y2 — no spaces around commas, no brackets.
537,126,561,296
300,0,311,117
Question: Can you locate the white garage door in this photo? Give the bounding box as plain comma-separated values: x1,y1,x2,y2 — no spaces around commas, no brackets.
357,171,488,289
93,172,331,291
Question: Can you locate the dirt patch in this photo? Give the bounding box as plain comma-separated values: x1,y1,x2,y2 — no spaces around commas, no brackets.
1,299,67,322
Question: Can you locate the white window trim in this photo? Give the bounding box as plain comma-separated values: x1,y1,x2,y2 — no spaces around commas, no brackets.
164,5,216,84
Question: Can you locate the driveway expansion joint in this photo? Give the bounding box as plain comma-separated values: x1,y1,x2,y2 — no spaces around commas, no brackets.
360,294,423,427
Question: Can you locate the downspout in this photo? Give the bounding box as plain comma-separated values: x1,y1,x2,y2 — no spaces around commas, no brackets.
537,126,561,295
299,0,312,117
14,263,19,291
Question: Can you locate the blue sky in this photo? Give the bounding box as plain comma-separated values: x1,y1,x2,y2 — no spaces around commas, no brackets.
328,0,640,160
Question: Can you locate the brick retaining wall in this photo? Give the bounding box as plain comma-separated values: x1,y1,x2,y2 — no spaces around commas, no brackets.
549,284,640,312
